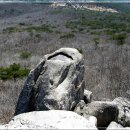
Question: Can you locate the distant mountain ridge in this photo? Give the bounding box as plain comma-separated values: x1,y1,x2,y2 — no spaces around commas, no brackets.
0,1,130,17
0,0,130,3
0,1,130,14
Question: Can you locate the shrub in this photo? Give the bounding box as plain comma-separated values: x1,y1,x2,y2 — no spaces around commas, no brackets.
60,32,75,39
77,48,83,54
50,9,62,14
93,37,100,45
20,51,31,59
19,23,26,26
91,31,101,35
3,27,20,33
3,24,53,34
55,30,61,34
126,28,130,33
105,29,116,35
0,63,30,80
26,24,53,33
35,34,41,38
78,27,84,32
112,33,127,45
65,13,129,34
65,21,79,29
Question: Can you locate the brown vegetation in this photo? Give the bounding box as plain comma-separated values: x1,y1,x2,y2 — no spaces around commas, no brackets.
0,3,130,124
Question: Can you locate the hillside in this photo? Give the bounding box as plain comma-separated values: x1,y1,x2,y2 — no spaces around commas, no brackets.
0,3,130,124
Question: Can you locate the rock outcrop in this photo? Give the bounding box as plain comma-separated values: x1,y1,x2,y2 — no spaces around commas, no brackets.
74,101,119,127
83,89,92,104
106,121,130,130
1,48,130,129
15,48,85,115
74,100,86,115
0,110,97,129
112,97,130,127
106,121,124,130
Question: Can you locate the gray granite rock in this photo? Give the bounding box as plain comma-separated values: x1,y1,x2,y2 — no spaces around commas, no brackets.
0,110,97,129
75,101,118,127
15,48,85,115
112,97,130,127
106,121,130,130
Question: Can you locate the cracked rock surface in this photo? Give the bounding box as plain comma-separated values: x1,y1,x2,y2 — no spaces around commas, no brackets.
15,48,85,115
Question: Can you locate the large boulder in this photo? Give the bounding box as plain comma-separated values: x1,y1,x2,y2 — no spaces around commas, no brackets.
112,97,130,127
15,48,85,115
75,101,118,127
0,110,97,129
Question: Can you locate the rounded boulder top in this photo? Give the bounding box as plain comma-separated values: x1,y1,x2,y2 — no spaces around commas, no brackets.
46,48,83,63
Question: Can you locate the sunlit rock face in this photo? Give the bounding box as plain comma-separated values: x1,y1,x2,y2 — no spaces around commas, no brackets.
15,48,85,115
0,110,97,129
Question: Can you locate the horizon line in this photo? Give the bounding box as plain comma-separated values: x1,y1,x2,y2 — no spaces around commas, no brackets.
0,0,130,3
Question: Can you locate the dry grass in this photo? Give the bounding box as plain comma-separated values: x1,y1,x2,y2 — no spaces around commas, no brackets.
0,79,24,124
0,3,130,124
